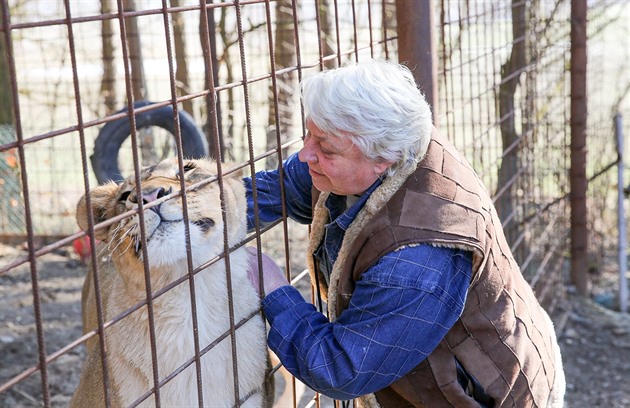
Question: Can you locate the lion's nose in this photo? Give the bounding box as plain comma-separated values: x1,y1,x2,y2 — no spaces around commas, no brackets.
140,187,171,204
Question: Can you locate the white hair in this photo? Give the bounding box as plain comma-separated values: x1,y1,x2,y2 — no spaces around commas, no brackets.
301,59,433,177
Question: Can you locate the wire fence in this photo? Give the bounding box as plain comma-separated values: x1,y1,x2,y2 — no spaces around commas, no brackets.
585,0,630,295
0,0,629,407
438,0,574,310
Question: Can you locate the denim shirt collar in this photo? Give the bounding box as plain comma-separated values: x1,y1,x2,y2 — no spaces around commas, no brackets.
325,177,383,230
313,178,384,286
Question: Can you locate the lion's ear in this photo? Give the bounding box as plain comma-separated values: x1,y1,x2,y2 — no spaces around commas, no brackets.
222,162,243,179
222,173,248,246
76,181,119,241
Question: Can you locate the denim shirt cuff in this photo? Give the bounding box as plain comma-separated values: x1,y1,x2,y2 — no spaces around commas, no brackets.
262,285,305,322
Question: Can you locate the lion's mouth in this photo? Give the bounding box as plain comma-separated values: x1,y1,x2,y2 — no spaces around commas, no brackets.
133,218,182,256
131,217,214,257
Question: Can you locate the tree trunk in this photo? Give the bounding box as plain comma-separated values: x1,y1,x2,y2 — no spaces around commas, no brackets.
200,0,224,161
317,0,336,69
171,0,193,116
101,0,117,115
123,0,155,165
0,27,14,125
497,0,527,251
266,0,296,169
123,0,147,101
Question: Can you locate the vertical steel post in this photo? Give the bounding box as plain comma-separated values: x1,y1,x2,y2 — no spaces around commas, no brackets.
570,0,589,295
395,0,438,120
616,113,628,312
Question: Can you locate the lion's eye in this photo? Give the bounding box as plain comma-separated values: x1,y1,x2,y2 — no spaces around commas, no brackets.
177,162,197,179
118,191,131,202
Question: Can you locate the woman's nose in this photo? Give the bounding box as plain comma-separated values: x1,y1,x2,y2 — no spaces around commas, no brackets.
298,138,317,163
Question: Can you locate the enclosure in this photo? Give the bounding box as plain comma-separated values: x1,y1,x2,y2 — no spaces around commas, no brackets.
1,0,629,407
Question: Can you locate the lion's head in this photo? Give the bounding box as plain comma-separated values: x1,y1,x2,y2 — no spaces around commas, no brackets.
76,157,246,273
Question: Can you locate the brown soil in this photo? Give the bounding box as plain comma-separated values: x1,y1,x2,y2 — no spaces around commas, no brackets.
1,241,629,407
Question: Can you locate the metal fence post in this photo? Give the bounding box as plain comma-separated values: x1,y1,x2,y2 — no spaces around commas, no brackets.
616,113,628,312
395,0,438,120
570,0,589,295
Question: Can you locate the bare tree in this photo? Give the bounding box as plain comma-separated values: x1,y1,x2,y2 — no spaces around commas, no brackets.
381,0,396,59
123,0,147,101
317,0,337,69
171,0,193,116
123,0,156,164
200,0,224,160
101,0,117,114
497,0,527,250
266,0,296,168
0,0,15,128
213,6,266,162
0,38,13,126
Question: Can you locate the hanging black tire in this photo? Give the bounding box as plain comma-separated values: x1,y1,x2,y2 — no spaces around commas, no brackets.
91,100,208,184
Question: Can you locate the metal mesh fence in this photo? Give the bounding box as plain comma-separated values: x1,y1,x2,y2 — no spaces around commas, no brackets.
585,1,630,299
0,0,629,407
0,124,24,234
0,0,396,238
0,1,398,406
438,0,574,310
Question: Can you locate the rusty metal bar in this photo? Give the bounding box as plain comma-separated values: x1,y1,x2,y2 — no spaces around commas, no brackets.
0,1,269,32
0,1,51,405
159,0,205,404
570,0,589,296
227,0,253,403
395,0,438,119
2,0,611,406
0,2,398,407
114,0,163,405
350,0,358,61
62,1,112,406
367,0,374,58
262,2,297,405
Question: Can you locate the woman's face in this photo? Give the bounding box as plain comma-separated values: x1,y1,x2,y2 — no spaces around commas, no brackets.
298,120,392,196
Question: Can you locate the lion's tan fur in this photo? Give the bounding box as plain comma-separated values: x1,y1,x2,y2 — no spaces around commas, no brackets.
70,158,271,408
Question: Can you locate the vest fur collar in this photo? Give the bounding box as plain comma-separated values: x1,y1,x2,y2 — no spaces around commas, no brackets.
305,160,420,408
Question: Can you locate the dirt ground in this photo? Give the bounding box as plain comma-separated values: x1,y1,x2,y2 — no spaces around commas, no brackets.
1,240,630,407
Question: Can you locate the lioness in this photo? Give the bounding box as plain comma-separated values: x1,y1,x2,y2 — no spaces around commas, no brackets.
70,157,271,407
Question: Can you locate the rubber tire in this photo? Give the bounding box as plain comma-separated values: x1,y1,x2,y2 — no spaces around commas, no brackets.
91,100,208,184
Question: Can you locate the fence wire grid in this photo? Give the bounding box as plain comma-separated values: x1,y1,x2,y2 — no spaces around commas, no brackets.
0,0,629,407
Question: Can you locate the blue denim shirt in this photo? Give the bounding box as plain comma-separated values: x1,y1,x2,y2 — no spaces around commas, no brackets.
245,152,472,400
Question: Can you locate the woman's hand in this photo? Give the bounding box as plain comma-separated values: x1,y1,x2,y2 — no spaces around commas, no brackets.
246,247,290,297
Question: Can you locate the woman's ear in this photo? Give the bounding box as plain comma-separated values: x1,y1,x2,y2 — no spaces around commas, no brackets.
374,159,394,177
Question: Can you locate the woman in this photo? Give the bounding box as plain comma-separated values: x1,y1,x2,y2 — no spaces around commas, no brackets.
245,60,565,408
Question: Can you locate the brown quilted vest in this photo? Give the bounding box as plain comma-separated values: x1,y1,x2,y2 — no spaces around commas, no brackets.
306,129,559,407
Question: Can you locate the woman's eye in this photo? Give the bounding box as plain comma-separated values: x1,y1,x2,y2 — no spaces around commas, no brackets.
320,147,335,156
